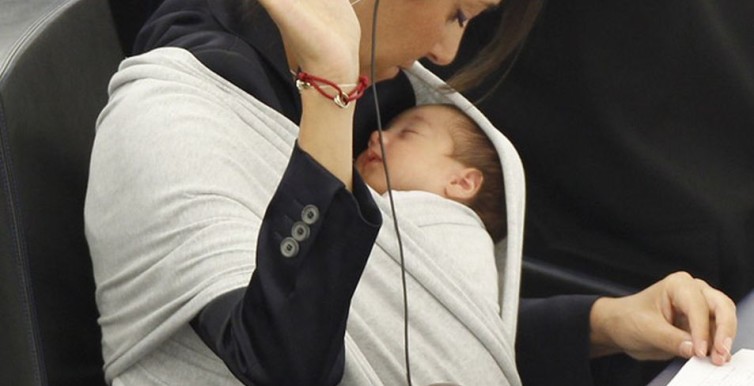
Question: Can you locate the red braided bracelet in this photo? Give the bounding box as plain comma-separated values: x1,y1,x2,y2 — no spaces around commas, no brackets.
294,71,369,108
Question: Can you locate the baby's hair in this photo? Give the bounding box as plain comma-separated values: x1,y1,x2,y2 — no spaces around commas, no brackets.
442,105,507,242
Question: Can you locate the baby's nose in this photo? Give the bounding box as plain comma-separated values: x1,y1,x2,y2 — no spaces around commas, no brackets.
369,130,385,146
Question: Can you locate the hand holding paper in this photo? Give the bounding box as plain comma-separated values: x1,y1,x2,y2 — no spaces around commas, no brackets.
590,272,737,363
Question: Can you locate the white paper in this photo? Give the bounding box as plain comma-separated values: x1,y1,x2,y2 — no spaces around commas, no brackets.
667,349,754,386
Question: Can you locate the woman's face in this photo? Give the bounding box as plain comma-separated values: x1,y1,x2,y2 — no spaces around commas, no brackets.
353,0,501,81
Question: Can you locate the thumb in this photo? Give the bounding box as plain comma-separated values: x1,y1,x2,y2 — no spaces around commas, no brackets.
653,321,695,359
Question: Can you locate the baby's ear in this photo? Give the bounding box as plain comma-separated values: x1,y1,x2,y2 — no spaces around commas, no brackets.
445,168,483,203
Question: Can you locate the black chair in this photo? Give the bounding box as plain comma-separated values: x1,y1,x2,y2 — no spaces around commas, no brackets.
0,0,123,384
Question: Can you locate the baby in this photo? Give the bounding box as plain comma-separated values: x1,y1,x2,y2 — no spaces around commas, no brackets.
354,103,507,308
355,103,506,242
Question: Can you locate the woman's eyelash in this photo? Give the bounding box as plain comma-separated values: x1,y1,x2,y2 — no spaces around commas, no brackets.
455,10,468,27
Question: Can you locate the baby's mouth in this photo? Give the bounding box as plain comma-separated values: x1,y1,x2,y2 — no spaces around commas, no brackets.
366,151,380,163
356,146,385,173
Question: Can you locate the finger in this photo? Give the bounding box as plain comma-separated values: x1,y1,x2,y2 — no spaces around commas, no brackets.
666,273,711,357
702,285,737,365
645,314,695,360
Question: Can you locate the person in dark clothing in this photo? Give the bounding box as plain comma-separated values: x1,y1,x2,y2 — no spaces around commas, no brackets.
87,1,739,385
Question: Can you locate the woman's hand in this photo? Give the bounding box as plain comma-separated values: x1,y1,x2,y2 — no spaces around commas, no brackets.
256,0,364,190
590,271,737,365
256,0,361,82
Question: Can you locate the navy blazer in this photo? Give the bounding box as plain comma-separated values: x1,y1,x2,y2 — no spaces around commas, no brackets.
134,1,388,385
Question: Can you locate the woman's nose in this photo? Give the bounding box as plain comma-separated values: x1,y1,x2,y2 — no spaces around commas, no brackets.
426,27,465,66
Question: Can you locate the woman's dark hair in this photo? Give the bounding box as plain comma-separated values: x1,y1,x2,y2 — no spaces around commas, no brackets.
448,0,545,93
443,105,507,242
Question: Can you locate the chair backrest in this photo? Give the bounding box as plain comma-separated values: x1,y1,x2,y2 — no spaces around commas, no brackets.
0,0,123,384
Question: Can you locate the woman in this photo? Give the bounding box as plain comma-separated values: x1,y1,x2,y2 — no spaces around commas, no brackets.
86,0,737,385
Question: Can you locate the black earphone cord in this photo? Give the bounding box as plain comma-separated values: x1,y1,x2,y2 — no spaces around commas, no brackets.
368,0,413,385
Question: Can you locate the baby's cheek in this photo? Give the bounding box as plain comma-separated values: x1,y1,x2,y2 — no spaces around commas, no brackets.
363,170,388,194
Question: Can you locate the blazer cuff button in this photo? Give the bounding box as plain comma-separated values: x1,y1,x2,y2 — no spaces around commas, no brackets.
280,237,299,258
291,221,311,241
301,205,320,225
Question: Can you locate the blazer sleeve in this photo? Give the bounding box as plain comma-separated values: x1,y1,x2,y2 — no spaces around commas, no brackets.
191,144,382,386
516,295,598,386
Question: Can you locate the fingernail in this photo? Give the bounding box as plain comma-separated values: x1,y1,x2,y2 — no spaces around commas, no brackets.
723,337,733,360
679,340,694,357
697,340,708,357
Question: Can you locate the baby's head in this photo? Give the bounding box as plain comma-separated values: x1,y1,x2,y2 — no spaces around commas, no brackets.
356,104,506,241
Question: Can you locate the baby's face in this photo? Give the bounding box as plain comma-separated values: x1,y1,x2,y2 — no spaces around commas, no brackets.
355,105,467,196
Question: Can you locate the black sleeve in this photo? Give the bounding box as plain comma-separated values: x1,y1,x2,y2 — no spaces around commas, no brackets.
133,0,244,56
191,145,382,386
516,295,598,386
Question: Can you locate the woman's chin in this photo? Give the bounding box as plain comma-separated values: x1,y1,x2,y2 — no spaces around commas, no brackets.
372,67,401,82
